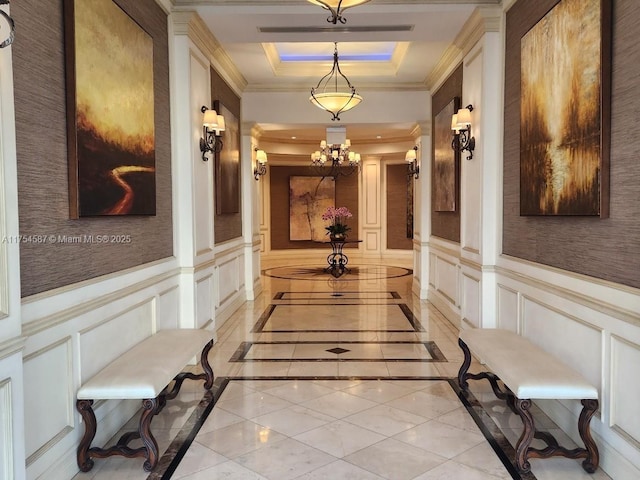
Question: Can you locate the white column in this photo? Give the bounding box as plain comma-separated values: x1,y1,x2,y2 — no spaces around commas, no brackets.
412,124,432,299
241,123,263,300
0,6,27,476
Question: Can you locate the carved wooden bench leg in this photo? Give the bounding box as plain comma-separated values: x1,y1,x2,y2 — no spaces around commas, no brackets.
514,398,535,473
139,398,160,472
76,400,97,472
579,399,600,473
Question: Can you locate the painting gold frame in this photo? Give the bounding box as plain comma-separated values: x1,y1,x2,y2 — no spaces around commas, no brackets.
64,0,156,218
520,0,611,216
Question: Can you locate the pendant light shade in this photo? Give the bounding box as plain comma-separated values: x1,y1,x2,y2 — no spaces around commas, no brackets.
307,0,371,24
309,43,363,121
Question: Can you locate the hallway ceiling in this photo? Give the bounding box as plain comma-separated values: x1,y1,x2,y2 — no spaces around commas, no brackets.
174,0,501,145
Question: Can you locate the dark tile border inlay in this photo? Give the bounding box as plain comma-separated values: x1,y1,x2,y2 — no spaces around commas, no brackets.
228,340,448,363
149,376,537,480
251,302,426,333
273,290,402,301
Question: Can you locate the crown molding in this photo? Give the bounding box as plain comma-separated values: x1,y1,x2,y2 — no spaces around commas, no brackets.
172,10,248,94
425,6,501,91
173,0,501,5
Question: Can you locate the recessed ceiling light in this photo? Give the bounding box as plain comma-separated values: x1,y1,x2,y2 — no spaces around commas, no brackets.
291,136,297,139
376,135,382,139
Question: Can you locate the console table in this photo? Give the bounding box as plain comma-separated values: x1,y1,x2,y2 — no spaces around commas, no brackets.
322,239,361,277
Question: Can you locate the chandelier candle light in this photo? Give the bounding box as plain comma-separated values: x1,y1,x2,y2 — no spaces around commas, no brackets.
310,43,363,121
310,127,360,178
322,206,353,240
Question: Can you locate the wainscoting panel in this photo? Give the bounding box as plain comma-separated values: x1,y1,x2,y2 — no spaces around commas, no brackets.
196,274,214,328
79,301,154,383
497,284,518,332
218,257,239,306
157,285,180,330
364,162,380,226
435,256,458,305
610,335,640,447
522,297,602,391
429,252,436,288
22,338,73,461
461,273,480,328
0,378,13,480
365,231,379,252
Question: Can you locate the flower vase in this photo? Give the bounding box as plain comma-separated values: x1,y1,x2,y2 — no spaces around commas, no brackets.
330,233,346,241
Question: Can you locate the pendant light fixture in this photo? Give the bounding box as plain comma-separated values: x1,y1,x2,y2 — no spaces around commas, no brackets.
310,43,363,121
307,0,371,24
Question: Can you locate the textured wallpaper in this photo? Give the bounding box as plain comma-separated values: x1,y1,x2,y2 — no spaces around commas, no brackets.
503,0,640,289
13,0,173,297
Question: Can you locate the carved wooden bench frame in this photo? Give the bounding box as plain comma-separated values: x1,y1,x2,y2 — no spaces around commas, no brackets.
76,338,214,473
458,337,599,474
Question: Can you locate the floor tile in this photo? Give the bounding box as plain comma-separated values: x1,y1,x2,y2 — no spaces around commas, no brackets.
294,420,387,457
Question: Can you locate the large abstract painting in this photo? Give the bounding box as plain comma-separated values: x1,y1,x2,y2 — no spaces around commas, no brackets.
520,0,610,216
65,0,156,217
434,98,459,212
214,100,240,215
289,176,335,241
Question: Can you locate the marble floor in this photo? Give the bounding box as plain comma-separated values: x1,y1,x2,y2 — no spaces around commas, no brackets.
72,261,612,480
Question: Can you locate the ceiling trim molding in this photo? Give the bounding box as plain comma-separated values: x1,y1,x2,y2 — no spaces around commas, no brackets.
262,42,410,78
174,0,501,5
411,121,432,138
425,5,501,91
172,10,248,93
243,81,429,93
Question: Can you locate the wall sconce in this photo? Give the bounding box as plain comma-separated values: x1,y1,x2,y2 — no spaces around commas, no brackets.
254,148,267,180
199,105,225,161
406,146,419,179
0,1,15,48
451,104,475,160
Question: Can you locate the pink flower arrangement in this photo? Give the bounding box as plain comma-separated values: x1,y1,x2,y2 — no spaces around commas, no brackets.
322,206,353,237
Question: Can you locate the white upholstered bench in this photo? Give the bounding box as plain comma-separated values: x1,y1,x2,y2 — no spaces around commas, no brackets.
76,329,214,472
457,328,599,474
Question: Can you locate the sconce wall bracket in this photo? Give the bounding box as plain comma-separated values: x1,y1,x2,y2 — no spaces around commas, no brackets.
452,104,475,161
200,105,223,161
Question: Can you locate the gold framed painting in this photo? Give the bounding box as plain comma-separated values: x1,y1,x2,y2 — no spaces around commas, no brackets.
65,0,156,217
520,0,611,216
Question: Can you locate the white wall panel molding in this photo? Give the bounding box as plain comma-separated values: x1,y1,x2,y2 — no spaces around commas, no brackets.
78,301,154,381
0,336,25,361
496,283,519,332
0,377,13,480
497,257,640,327
23,337,73,465
461,272,481,328
610,335,640,448
21,265,178,337
195,274,214,329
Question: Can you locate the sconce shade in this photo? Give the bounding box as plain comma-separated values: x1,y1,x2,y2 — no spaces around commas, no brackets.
216,115,226,132
203,109,219,128
256,149,268,164
455,108,472,126
451,114,459,131
405,149,417,162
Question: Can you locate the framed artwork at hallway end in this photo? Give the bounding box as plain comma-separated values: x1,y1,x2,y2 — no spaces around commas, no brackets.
64,0,156,218
214,100,240,215
520,0,611,217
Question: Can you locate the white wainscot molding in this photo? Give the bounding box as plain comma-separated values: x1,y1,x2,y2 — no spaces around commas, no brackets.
20,259,182,479
427,239,461,326
461,271,481,328
214,239,247,329
495,257,640,480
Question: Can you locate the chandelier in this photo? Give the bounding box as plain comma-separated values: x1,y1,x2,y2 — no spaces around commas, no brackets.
310,43,363,121
307,0,371,24
310,127,361,178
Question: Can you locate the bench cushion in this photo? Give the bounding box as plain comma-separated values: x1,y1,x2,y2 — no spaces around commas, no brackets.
77,329,214,400
460,329,598,400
